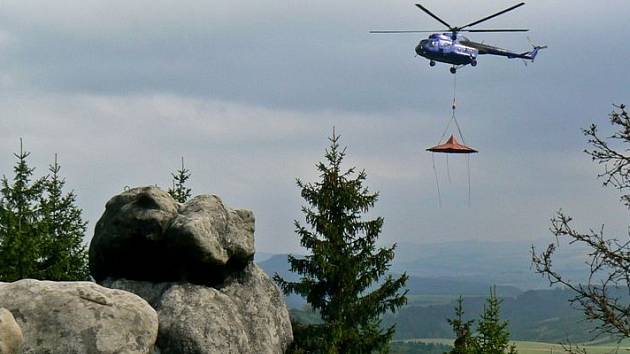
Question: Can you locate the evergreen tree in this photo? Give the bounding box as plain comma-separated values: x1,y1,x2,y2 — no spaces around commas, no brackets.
447,297,477,354
38,154,90,280
446,290,516,354
168,157,192,203
476,287,516,354
274,131,408,353
0,139,45,281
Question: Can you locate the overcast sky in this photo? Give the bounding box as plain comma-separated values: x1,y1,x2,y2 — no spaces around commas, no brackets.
1,0,629,254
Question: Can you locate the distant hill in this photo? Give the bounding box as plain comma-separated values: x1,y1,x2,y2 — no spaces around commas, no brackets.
256,240,616,344
287,287,612,344
404,276,522,298
258,253,523,308
389,239,591,290
257,238,593,298
257,254,304,308
384,288,616,343
253,251,275,263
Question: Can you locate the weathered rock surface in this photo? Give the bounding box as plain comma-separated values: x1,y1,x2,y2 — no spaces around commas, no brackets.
0,279,158,354
106,263,293,354
93,187,292,352
0,308,22,354
90,187,255,285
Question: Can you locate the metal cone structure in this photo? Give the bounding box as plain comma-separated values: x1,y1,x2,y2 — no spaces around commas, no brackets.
426,134,478,154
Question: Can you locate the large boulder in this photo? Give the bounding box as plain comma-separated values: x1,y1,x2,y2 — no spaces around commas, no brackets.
105,263,293,354
0,308,22,354
0,279,158,354
90,187,255,285
93,187,292,352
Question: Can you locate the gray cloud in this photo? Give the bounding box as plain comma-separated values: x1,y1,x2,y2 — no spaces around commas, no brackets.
0,0,629,254
2,0,627,112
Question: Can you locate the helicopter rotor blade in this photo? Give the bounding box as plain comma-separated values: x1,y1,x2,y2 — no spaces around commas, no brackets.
459,2,525,30
465,29,528,32
370,30,445,33
415,4,452,29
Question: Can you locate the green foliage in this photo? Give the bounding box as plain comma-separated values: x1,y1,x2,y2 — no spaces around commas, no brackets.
0,141,89,281
446,288,516,354
0,140,46,281
274,131,408,353
476,288,516,354
391,340,628,354
38,155,90,280
168,157,192,203
447,297,478,354
384,287,611,343
389,341,452,354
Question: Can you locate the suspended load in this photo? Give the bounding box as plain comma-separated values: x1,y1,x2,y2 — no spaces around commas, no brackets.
427,75,476,206
427,134,477,154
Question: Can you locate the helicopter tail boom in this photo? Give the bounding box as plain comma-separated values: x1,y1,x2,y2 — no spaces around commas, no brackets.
520,45,547,62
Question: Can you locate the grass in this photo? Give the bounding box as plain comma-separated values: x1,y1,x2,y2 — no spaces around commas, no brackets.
513,340,629,354
397,338,630,354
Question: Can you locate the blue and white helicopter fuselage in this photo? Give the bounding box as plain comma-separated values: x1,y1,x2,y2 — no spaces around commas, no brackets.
415,33,545,73
370,3,546,74
416,33,479,66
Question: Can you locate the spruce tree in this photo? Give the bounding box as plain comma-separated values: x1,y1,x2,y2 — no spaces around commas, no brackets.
274,131,408,353
168,157,192,203
447,290,516,354
38,154,90,280
447,297,478,354
0,139,45,281
476,287,516,354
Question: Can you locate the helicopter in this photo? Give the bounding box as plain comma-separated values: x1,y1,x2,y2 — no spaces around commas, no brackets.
370,2,547,74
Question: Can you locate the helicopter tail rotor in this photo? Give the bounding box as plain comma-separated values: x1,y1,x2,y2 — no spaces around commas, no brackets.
519,44,547,62
529,45,547,62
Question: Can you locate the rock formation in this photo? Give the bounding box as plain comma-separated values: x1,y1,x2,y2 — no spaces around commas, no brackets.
104,264,293,354
90,187,255,285
92,186,293,354
0,280,158,354
0,308,22,354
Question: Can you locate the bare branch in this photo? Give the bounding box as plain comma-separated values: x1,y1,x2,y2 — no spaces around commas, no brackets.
533,105,630,340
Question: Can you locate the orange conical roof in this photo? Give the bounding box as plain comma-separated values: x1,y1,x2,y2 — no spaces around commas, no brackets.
426,134,478,154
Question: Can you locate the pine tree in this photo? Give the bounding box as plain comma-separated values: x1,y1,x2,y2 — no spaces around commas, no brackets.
168,157,192,203
38,154,89,280
447,297,478,354
476,287,515,354
0,139,45,281
274,131,408,353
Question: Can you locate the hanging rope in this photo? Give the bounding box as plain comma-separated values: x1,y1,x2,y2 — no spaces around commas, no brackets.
452,74,468,145
430,72,475,207
431,153,442,208
446,154,451,183
437,74,467,145
466,154,472,207
438,112,453,144
453,74,472,206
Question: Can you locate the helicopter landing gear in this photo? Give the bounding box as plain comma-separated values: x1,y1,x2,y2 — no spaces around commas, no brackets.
450,66,457,74
429,60,436,67
471,58,477,67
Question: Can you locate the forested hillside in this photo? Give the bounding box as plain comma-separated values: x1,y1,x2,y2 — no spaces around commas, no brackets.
262,250,628,344
386,288,621,343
